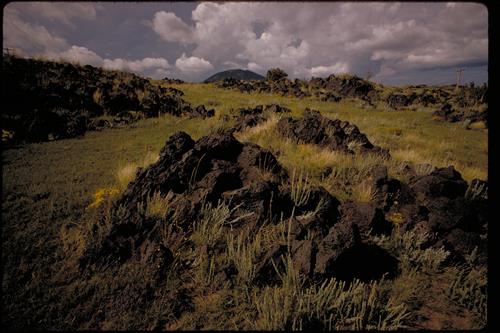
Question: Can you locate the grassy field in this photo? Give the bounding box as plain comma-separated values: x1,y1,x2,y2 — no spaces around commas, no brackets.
2,83,488,329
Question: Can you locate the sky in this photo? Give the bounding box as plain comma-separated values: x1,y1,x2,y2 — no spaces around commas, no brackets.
3,1,488,85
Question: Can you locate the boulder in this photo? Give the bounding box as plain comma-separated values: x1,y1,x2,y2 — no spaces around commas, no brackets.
409,166,468,202
188,105,215,118
277,109,390,157
339,201,393,237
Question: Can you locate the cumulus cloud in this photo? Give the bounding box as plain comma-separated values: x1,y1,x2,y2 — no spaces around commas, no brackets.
152,11,193,43
247,62,264,73
150,2,487,82
58,46,103,66
4,6,171,78
103,57,170,72
175,53,214,72
310,63,350,77
3,2,488,84
3,6,69,54
154,68,170,78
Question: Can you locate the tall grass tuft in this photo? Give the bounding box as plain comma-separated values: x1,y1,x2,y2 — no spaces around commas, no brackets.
116,151,159,190
225,232,263,286
145,191,174,220
290,169,311,207
372,229,450,273
253,254,409,330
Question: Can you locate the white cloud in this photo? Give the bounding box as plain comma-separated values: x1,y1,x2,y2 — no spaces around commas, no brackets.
3,6,69,54
152,11,193,43
175,53,214,72
154,68,170,78
3,2,488,83
103,57,170,72
247,62,264,72
58,46,103,66
310,63,350,77
150,2,487,81
223,60,244,69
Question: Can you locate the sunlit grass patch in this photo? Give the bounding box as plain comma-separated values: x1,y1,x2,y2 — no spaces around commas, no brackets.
116,151,159,190
87,187,120,209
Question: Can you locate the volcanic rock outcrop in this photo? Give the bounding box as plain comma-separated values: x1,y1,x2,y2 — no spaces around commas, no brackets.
230,103,291,132
79,113,486,290
432,103,487,128
80,130,399,285
2,55,212,143
277,109,390,157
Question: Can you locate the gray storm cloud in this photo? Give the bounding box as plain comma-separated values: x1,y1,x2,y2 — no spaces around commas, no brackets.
3,2,488,84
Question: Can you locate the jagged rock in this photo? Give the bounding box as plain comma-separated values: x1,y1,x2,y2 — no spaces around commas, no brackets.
294,186,341,234
188,105,215,118
84,131,343,271
137,239,174,280
323,74,377,101
254,244,288,286
365,164,415,210
277,109,390,157
162,77,184,84
2,55,204,143
390,204,430,232
291,240,316,279
229,104,292,133
314,222,360,276
441,228,487,265
314,221,398,282
339,201,393,237
409,166,468,202
386,93,416,109
432,102,487,128
263,104,291,114
319,92,342,102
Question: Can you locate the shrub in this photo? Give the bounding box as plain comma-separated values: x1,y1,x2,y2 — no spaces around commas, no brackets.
266,68,288,82
446,247,487,327
372,229,449,274
253,254,409,330
193,200,252,249
145,191,174,220
225,232,263,286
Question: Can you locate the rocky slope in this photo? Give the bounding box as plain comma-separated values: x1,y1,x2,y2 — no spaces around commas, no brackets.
76,111,487,327
2,55,213,144
216,69,488,128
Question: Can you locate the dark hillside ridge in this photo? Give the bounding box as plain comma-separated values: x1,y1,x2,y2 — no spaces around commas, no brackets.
204,69,265,83
2,55,213,144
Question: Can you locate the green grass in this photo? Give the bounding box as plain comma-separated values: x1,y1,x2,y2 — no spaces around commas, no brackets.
2,82,487,330
172,83,487,182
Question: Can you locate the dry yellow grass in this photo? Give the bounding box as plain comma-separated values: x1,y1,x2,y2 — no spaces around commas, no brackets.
116,151,159,190
87,187,120,209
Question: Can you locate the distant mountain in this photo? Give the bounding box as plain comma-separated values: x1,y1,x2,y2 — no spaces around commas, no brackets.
203,69,265,83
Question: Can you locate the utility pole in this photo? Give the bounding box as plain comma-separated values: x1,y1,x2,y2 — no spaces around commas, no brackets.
456,68,465,90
